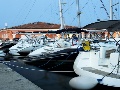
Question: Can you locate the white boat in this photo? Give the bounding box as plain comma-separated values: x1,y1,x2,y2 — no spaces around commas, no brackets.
16,35,45,56
28,38,78,57
69,27,120,90
69,37,120,89
68,21,120,89
9,34,44,56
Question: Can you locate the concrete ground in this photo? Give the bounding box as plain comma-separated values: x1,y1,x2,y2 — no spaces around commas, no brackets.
0,63,43,90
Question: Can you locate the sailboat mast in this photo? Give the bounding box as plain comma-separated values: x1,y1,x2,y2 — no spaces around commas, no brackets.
76,0,81,28
110,0,113,20
76,0,82,43
59,0,64,29
109,0,113,39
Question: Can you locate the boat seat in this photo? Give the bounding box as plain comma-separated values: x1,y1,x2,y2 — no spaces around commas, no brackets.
105,49,116,58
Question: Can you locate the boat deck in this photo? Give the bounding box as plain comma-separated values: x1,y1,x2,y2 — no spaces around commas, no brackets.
82,67,120,79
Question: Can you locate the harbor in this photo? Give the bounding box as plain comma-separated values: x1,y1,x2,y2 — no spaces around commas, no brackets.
0,23,120,90
0,53,119,90
0,54,76,90
0,22,120,89
1,0,120,90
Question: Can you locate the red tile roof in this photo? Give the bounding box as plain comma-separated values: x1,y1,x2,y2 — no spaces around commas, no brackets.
10,22,76,29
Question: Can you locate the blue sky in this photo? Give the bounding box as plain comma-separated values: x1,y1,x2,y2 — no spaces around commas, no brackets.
0,0,119,29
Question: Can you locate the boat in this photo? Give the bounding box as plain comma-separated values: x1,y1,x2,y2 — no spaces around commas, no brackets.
28,36,77,57
24,28,85,71
9,34,44,56
28,0,84,60
16,35,47,56
23,0,93,72
69,19,120,90
69,37,120,89
69,0,120,87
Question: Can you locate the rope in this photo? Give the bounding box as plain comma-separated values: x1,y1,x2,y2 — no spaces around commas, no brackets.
47,45,80,70
22,0,37,24
100,0,110,18
97,65,117,83
11,0,29,26
1,44,81,71
97,31,120,83
38,58,53,67
117,46,120,73
91,0,99,19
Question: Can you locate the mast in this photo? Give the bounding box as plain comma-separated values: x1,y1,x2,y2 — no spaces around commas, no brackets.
109,0,113,39
59,0,64,29
76,0,82,43
76,0,81,28
110,0,113,20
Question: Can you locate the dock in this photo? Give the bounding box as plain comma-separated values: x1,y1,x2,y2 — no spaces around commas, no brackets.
0,63,43,90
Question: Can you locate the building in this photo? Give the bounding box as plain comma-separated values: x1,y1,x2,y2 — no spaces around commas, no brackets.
0,22,76,41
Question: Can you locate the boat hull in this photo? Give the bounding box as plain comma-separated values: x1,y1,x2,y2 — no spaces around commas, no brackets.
24,48,79,71
76,67,120,87
17,45,42,56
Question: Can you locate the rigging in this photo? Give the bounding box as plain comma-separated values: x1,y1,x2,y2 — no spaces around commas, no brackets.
100,0,110,19
22,0,37,24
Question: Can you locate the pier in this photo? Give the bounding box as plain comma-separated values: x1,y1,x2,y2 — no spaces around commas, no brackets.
0,63,43,90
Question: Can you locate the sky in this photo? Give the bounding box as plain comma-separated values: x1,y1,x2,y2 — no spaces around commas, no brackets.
0,0,120,29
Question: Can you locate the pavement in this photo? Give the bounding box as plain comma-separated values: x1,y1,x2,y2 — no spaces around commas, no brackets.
0,63,43,90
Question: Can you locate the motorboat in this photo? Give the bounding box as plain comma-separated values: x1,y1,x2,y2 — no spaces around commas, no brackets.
9,34,32,55
16,35,45,56
28,36,80,57
24,38,80,71
9,34,44,56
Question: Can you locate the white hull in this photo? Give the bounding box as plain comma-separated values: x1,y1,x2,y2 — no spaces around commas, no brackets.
28,44,78,57
9,34,44,56
76,66,120,87
9,49,20,55
73,43,120,87
18,45,42,54
29,46,66,57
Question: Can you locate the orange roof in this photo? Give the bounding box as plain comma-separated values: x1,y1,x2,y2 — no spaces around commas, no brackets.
10,22,76,29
